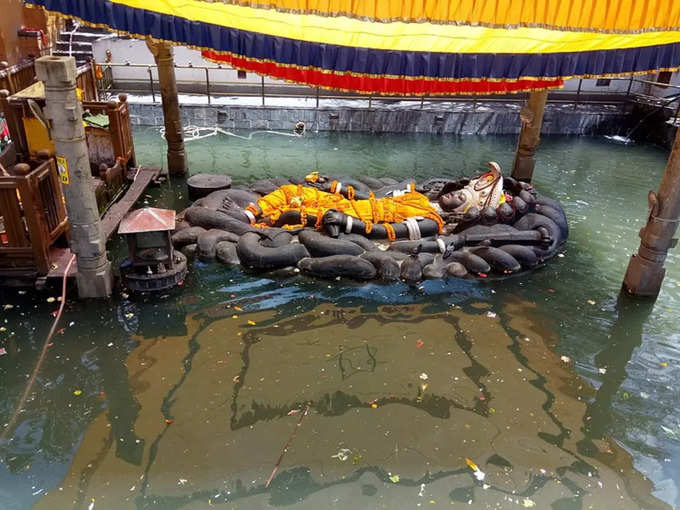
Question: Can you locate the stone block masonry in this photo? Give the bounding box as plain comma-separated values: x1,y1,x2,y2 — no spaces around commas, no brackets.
127,101,633,136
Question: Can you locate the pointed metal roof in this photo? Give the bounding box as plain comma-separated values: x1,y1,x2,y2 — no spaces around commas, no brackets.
118,207,176,234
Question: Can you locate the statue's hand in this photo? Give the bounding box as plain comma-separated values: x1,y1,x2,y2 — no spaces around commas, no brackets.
442,235,464,258
307,181,332,192
322,209,346,237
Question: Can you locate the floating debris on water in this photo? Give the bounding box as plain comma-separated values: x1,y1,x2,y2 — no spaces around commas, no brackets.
331,448,352,462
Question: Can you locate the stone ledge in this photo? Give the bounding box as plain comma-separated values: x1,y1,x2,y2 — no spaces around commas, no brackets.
128,102,631,136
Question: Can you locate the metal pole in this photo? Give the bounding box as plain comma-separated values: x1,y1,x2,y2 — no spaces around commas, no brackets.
35,56,113,298
511,90,549,182
147,41,188,177
574,79,582,110
622,127,680,297
261,75,265,106
626,76,634,97
316,87,320,108
205,67,211,105
147,66,155,103
420,95,425,110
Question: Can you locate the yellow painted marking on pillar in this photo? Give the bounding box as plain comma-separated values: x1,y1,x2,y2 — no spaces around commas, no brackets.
56,156,70,185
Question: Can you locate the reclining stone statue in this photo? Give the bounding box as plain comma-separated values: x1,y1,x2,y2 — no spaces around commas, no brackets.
173,162,568,282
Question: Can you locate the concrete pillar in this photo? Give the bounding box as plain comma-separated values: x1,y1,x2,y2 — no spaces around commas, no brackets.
35,56,113,298
146,40,188,177
511,90,549,182
622,127,680,297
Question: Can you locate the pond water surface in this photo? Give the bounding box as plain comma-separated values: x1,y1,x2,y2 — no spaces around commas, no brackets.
1,129,679,510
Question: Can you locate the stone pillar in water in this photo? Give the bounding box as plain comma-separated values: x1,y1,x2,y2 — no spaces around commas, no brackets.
146,40,188,177
35,56,113,298
623,127,680,297
511,90,548,183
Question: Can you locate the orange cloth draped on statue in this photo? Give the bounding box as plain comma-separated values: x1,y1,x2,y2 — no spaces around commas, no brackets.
247,184,444,233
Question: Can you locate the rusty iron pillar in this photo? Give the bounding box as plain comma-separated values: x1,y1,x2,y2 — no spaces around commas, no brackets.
146,40,188,177
511,90,549,183
623,128,680,297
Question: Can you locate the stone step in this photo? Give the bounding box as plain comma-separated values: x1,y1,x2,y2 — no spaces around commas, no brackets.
60,26,111,36
51,50,91,66
55,40,93,52
58,30,113,44
53,49,92,57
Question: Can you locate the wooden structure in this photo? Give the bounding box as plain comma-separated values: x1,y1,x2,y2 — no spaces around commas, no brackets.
82,96,136,207
101,166,161,238
147,41,187,177
0,57,155,287
0,156,69,279
0,83,134,211
511,90,549,182
0,59,96,98
83,96,136,170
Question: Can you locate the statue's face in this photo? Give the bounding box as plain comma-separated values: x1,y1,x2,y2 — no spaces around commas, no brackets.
438,170,503,213
438,189,471,212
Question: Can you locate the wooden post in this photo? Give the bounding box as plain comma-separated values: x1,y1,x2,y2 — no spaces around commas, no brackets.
14,163,50,274
261,75,265,106
1,89,29,162
511,90,548,182
205,67,211,105
89,59,100,102
622,127,680,297
146,41,188,177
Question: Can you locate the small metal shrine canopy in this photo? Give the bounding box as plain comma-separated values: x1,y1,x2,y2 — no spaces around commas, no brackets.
118,207,187,292
119,207,176,235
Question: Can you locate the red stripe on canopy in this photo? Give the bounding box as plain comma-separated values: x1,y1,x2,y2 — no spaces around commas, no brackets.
202,50,564,95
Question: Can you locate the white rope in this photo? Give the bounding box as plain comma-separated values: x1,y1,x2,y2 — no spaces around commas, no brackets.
159,125,303,143
244,209,256,224
404,217,421,241
345,216,353,234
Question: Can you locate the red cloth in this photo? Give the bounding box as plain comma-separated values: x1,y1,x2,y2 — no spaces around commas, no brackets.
202,50,563,95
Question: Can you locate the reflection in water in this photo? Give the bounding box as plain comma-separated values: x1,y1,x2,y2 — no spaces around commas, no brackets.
27,299,670,510
582,295,654,443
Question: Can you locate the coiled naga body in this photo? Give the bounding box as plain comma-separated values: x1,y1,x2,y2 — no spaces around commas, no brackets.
175,162,568,282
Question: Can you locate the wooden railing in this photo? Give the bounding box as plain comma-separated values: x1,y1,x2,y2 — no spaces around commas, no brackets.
0,59,98,99
76,61,99,102
0,157,68,275
0,60,40,95
0,61,102,164
83,94,135,168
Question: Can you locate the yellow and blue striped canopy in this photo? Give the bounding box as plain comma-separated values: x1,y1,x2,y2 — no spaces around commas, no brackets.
26,0,680,95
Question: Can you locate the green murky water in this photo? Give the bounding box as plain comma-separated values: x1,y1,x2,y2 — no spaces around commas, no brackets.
1,128,679,509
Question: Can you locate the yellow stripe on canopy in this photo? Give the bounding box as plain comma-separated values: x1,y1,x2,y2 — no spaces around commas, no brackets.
121,0,680,54
216,0,680,33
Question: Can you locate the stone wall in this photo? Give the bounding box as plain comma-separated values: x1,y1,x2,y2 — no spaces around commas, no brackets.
627,102,679,149
128,101,634,136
